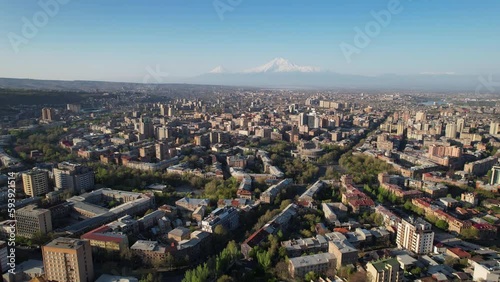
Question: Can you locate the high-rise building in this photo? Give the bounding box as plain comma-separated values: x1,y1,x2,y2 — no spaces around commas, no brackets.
167,106,176,117
156,126,170,140
298,113,308,127
194,134,210,147
22,169,49,197
43,238,94,282
160,104,167,116
396,217,434,254
396,121,405,136
367,258,403,282
445,123,457,139
434,122,443,136
490,121,500,135
53,162,95,193
41,108,55,121
67,104,81,113
491,166,500,185
155,142,168,161
415,111,426,122
456,118,465,133
16,205,52,238
139,118,154,139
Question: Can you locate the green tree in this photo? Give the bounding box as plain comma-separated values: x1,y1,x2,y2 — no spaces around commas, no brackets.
460,227,479,239
304,271,318,281
435,220,449,230
217,275,234,282
256,250,272,271
411,267,422,276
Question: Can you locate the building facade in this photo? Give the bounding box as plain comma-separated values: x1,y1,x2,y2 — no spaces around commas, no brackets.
16,205,52,238
22,169,49,197
288,253,335,278
53,162,95,193
396,217,434,254
367,258,403,282
43,238,94,282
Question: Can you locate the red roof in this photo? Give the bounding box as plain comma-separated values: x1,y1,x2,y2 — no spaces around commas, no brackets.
473,223,497,231
81,225,126,244
350,198,374,207
447,247,470,258
334,228,349,234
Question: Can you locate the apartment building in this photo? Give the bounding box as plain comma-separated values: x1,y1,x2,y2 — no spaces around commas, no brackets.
16,205,52,239
22,169,49,197
396,217,434,254
43,238,94,282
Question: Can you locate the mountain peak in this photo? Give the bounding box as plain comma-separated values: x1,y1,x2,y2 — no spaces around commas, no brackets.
209,66,227,74
244,57,320,73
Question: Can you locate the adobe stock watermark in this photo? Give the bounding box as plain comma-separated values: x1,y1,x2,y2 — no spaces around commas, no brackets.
340,0,407,63
213,0,242,21
7,0,70,54
475,74,500,95
6,172,17,274
142,65,170,84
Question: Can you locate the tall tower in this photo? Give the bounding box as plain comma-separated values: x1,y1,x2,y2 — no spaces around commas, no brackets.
298,113,308,127
41,108,55,121
445,123,457,139
490,121,500,135
139,118,154,139
456,118,465,133
22,169,49,197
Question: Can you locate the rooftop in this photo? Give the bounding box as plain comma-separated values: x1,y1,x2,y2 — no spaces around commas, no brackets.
370,258,400,272
45,238,87,250
289,253,335,268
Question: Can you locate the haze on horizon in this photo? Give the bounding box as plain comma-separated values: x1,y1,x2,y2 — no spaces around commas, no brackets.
1,0,499,83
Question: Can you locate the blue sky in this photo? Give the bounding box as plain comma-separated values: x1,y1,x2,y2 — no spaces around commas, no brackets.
1,0,499,81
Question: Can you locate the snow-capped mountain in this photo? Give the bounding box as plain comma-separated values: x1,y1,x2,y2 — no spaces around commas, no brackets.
243,57,320,73
209,66,228,74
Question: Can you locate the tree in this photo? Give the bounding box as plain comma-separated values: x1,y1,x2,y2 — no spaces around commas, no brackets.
377,194,385,203
31,231,52,246
403,200,413,211
273,261,290,280
444,256,458,267
214,225,228,237
435,220,449,230
411,267,422,276
280,199,292,210
164,252,174,270
304,271,318,281
140,273,154,282
460,227,479,239
256,250,272,271
217,275,234,282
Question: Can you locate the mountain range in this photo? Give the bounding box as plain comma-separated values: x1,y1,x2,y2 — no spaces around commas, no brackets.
0,58,496,93
187,58,487,91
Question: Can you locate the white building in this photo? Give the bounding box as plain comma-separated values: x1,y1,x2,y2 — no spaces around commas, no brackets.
396,217,434,255
201,206,239,233
473,260,500,282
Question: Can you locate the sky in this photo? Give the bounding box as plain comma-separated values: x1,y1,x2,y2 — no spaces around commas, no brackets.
0,0,499,82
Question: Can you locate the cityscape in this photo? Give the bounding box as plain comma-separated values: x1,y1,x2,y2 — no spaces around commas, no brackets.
1,1,500,282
